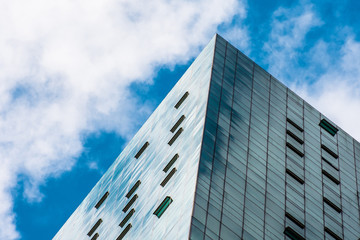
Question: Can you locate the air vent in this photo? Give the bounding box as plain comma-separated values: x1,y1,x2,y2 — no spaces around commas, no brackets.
91,233,99,240
168,128,183,146
87,219,102,237
95,192,109,209
320,119,338,136
163,154,179,173
322,157,339,171
324,197,342,213
286,142,304,157
120,209,135,228
154,196,173,218
321,144,338,159
123,194,138,213
126,180,141,199
160,168,177,187
116,224,132,240
174,92,189,109
325,227,342,240
322,169,340,185
284,226,305,240
287,118,304,132
285,212,305,229
286,130,304,144
170,115,185,133
286,169,304,184
135,142,149,159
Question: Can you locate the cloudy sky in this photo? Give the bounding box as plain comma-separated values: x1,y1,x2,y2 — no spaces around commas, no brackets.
1,0,360,239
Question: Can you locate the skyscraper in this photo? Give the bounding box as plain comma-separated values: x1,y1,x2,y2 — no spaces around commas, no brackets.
54,35,360,240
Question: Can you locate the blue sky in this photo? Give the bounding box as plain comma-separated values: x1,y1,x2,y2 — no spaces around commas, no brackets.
0,0,359,239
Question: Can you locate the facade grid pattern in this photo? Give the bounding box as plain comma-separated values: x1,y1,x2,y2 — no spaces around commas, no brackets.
55,35,360,240
190,35,360,240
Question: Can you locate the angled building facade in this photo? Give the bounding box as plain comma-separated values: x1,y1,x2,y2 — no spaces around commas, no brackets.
54,35,360,240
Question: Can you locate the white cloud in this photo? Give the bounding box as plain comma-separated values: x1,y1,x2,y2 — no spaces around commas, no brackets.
263,2,360,141
296,37,360,141
0,0,245,239
222,25,250,53
218,0,250,52
264,3,322,81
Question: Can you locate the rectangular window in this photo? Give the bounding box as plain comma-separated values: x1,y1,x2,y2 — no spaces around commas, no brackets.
116,224,132,240
123,194,138,213
91,233,99,240
126,180,141,199
324,227,342,240
174,92,189,109
286,130,304,145
160,168,177,187
321,144,338,159
320,119,338,136
87,219,102,237
170,115,185,133
286,142,304,157
284,226,305,240
322,169,340,185
285,212,305,229
163,154,179,173
119,209,135,228
286,169,304,184
324,197,342,213
135,142,149,159
154,196,173,218
287,118,304,132
168,128,183,146
95,192,109,209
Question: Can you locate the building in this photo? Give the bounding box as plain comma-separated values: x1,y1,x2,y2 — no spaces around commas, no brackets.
54,35,360,240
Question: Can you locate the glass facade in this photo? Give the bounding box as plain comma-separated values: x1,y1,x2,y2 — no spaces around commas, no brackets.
190,35,360,240
54,36,215,240
54,35,360,240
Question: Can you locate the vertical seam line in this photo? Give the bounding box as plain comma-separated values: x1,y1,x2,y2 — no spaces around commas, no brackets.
187,36,218,239
218,49,238,239
262,74,272,238
202,40,227,240
240,60,255,239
